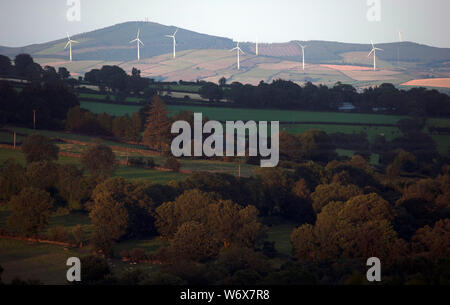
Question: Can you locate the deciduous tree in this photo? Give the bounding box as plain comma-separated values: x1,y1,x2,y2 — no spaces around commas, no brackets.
7,187,54,237
21,134,59,164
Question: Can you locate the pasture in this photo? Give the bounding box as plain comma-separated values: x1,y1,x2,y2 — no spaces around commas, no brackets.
78,92,143,103
80,101,406,124
0,214,293,284
0,147,187,183
79,100,450,156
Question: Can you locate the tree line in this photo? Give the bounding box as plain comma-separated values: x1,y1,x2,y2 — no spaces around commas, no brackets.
199,79,450,117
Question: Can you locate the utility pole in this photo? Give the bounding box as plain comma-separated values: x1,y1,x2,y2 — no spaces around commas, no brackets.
13,131,16,149
238,159,241,178
33,110,36,129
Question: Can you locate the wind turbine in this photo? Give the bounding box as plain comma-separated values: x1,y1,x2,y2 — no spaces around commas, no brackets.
165,28,178,59
296,42,307,71
65,33,78,62
397,30,403,66
368,40,383,71
130,29,144,61
255,37,259,56
231,42,245,70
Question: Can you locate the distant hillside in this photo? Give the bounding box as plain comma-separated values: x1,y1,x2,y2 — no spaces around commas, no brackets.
1,21,450,89
0,21,234,61
240,41,450,65
1,21,450,66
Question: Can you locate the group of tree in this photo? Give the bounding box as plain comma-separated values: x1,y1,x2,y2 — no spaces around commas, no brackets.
66,106,142,141
198,79,450,117
0,135,118,237
84,66,150,96
0,80,79,129
0,54,70,82
1,133,449,284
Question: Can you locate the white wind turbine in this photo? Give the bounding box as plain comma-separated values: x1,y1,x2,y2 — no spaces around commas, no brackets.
397,30,403,66
368,40,383,71
65,33,78,62
130,29,144,61
165,28,178,59
231,42,245,70
296,42,307,71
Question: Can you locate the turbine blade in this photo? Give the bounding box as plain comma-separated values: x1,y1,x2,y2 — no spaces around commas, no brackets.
139,40,144,46
65,41,70,49
174,28,178,36
71,40,79,44
368,49,375,56
371,40,374,48
130,39,137,43
67,33,70,40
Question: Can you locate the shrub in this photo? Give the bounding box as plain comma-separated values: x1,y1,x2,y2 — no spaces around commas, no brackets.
47,225,70,243
120,250,130,259
72,225,84,247
129,248,147,262
80,256,111,284
129,157,155,169
164,157,181,172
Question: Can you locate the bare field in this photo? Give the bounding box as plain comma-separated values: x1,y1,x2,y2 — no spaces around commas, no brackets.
401,78,450,88
321,64,373,71
34,49,446,87
340,69,402,81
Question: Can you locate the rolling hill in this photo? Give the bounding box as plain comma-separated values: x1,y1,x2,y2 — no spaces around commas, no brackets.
1,21,450,88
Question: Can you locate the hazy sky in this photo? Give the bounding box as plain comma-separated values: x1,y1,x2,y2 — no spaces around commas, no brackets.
0,0,449,48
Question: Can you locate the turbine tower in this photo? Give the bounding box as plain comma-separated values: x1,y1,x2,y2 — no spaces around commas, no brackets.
296,42,307,71
165,28,178,59
65,33,79,62
130,29,144,61
231,42,245,70
397,30,403,66
368,40,383,71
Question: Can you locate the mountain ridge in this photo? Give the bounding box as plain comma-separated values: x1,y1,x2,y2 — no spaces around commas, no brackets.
0,21,449,65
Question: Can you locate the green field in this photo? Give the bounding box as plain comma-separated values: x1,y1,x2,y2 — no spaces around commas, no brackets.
81,101,142,116
81,101,406,124
0,239,88,284
149,84,202,93
266,223,296,256
0,148,187,183
0,220,292,284
79,100,450,156
79,92,143,103
282,124,402,142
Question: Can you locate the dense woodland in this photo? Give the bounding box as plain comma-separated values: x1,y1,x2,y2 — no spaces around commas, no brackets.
0,53,449,285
